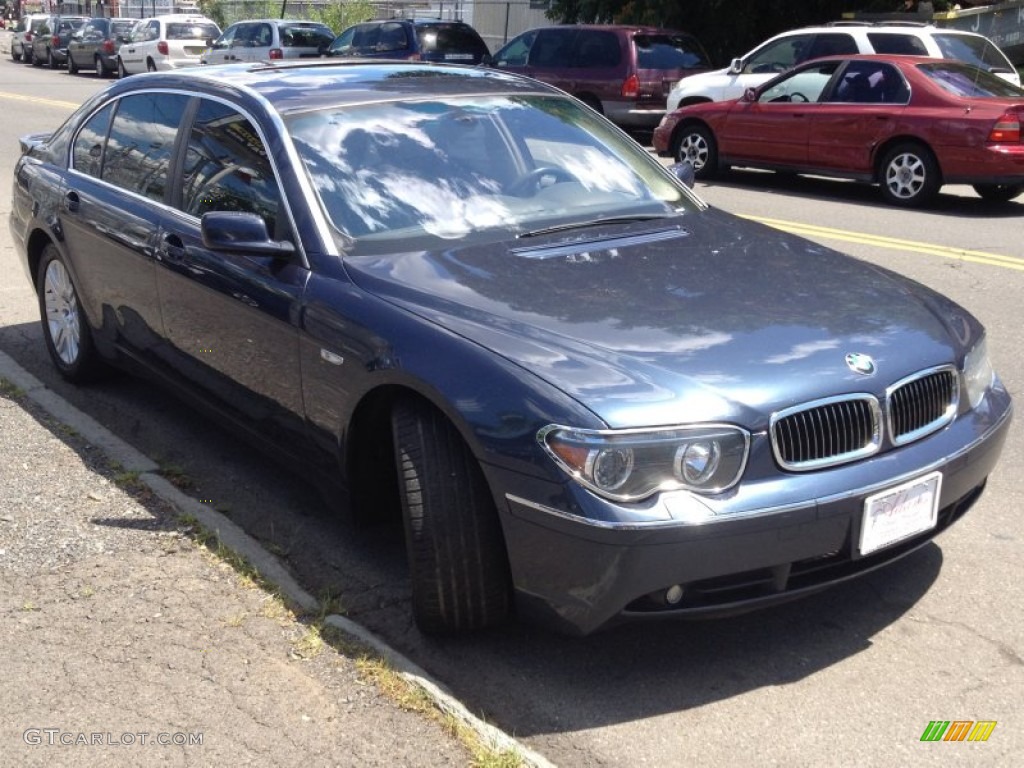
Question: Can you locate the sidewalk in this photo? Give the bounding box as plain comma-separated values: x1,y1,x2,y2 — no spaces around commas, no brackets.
0,352,542,767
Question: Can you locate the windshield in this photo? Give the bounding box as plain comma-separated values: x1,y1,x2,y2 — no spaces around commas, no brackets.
288,95,697,252
920,61,1024,98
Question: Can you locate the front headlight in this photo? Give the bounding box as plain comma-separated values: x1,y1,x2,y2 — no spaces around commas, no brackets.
539,424,750,502
963,336,996,409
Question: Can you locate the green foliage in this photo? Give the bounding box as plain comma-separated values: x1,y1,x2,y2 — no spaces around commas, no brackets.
307,1,376,34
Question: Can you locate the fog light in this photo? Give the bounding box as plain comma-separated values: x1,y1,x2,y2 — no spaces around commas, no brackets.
665,584,685,605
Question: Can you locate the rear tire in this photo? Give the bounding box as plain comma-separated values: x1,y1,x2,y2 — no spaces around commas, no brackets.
973,183,1023,203
674,123,719,180
36,245,105,383
146,58,157,72
117,58,128,78
68,54,79,74
879,142,940,207
391,399,512,634
48,50,59,69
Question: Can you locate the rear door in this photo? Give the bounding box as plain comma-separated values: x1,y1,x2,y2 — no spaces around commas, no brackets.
807,61,908,173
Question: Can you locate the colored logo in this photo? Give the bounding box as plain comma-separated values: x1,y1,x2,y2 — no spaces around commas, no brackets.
845,352,876,375
920,720,997,742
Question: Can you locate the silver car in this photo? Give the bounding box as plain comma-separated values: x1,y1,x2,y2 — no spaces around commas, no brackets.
201,19,334,65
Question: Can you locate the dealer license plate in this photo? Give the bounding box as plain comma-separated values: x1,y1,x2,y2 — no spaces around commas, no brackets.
859,471,941,556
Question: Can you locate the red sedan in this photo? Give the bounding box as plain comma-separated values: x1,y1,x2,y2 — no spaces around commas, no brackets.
653,54,1024,206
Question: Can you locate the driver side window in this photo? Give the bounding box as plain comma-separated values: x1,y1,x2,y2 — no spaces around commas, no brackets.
744,36,811,75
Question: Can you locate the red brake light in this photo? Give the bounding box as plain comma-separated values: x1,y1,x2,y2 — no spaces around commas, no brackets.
51,35,60,46
103,40,115,54
269,48,283,60
157,41,168,56
988,111,1021,143
621,74,640,98
24,32,33,42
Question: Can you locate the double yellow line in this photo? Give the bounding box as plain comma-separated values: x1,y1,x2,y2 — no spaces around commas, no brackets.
748,215,1024,272
0,92,80,110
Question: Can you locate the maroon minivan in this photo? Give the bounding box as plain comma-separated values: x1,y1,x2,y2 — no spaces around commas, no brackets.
490,25,712,129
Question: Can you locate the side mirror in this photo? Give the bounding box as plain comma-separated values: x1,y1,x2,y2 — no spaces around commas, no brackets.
669,161,696,189
742,87,757,102
729,57,743,75
201,212,294,258
480,53,493,67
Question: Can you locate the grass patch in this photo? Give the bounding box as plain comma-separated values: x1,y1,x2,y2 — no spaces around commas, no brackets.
0,378,26,399
157,461,191,489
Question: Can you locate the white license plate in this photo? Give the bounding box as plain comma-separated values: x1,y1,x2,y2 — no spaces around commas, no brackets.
859,471,942,556
444,53,473,60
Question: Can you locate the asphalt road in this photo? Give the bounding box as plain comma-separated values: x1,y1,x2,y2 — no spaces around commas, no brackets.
1,56,1021,767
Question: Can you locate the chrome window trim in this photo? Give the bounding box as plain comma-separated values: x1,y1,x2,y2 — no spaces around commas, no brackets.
885,364,960,447
770,393,882,471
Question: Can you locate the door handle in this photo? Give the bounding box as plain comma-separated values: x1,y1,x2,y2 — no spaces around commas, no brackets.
64,191,80,213
159,233,186,264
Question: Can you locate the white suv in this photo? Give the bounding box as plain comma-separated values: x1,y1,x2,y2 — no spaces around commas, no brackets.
667,23,1020,110
117,14,221,76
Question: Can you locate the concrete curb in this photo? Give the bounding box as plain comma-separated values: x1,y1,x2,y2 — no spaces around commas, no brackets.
0,349,555,768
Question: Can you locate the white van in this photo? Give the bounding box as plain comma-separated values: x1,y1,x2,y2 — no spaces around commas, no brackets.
667,23,1020,110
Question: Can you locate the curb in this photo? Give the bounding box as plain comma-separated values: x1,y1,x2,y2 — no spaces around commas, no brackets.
0,349,556,768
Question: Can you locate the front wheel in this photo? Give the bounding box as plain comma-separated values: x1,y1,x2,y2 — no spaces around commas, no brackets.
391,399,512,634
117,58,128,78
67,54,79,74
36,245,104,383
146,58,157,72
674,123,719,180
973,183,1023,203
48,50,58,69
879,142,940,207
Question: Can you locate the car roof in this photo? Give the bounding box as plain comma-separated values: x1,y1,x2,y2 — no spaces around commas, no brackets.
776,23,991,39
107,60,564,115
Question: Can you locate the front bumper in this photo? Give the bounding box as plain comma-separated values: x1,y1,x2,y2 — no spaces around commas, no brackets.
493,386,1012,635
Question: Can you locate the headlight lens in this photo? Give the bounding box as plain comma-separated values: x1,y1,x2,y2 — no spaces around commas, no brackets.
540,424,749,502
963,336,995,409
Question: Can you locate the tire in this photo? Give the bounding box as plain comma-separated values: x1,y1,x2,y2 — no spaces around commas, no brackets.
30,50,41,67
117,58,128,78
96,56,112,78
879,142,940,207
36,245,104,383
146,58,157,72
12,49,22,62
67,54,79,74
674,123,719,180
391,399,512,634
973,183,1023,203
48,50,59,69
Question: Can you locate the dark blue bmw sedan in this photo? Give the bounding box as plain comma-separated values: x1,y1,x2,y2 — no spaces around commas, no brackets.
10,61,1012,635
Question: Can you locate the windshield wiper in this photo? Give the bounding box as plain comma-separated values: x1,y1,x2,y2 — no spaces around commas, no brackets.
516,213,677,239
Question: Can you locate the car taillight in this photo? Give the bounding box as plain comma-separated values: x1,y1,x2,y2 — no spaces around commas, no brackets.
103,40,115,54
157,41,168,56
51,35,60,46
269,48,282,59
988,111,1021,143
24,32,33,42
621,74,639,98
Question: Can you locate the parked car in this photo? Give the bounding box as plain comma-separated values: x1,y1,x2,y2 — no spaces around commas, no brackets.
489,24,712,128
67,17,138,77
30,15,88,69
201,18,334,65
667,22,1020,110
325,18,490,65
655,54,1024,207
117,14,220,75
11,60,1011,635
10,13,51,63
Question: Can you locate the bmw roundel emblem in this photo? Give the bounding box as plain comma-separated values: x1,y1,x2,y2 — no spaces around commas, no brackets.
845,352,876,375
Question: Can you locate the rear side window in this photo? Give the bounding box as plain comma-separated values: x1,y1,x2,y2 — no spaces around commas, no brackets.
805,33,858,59
416,24,488,56
376,22,410,53
572,30,620,68
281,24,334,48
932,33,1016,73
167,23,219,41
867,33,929,56
635,34,709,69
180,99,284,237
102,93,190,202
72,103,115,179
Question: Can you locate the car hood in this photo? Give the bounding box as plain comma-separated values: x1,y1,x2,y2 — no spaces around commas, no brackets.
343,209,978,429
